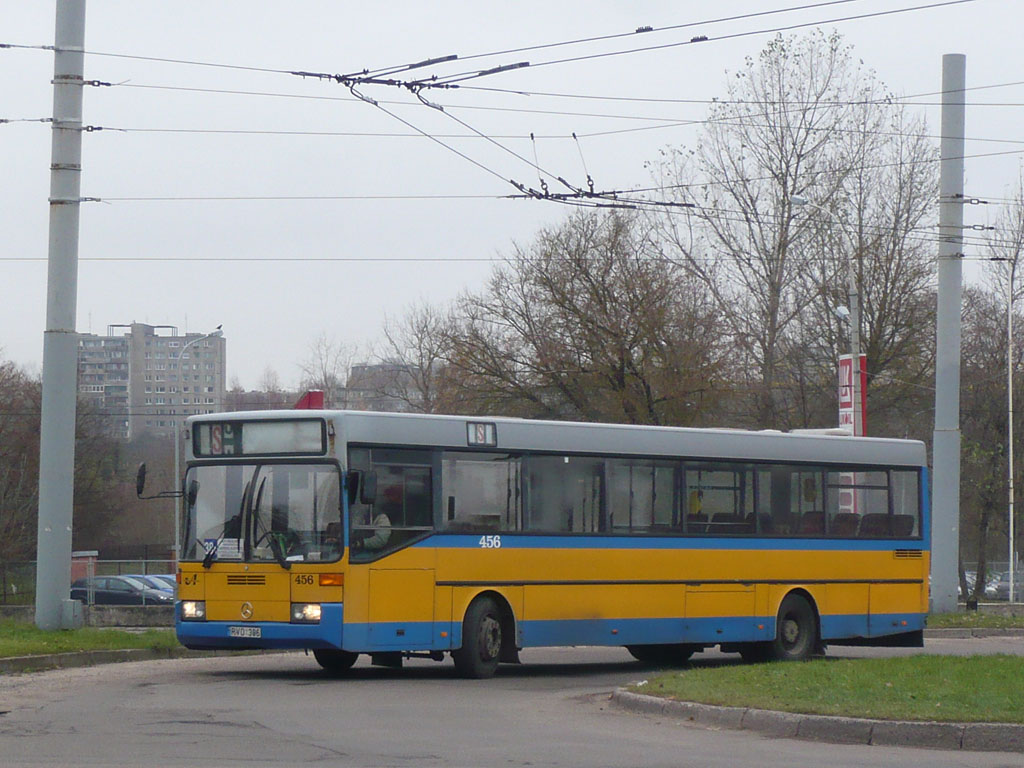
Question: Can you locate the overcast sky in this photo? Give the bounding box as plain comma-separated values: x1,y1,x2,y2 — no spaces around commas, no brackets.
1,0,1019,389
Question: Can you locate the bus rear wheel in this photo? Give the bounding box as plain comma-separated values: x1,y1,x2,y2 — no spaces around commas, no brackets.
767,593,818,661
313,649,359,673
626,644,696,666
453,597,503,679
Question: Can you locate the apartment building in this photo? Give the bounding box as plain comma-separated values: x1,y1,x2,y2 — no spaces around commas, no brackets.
77,323,227,439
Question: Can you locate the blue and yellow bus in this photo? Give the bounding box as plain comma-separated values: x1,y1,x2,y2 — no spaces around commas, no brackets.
167,410,928,677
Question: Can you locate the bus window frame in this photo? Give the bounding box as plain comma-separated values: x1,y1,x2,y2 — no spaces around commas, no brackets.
182,456,345,563
342,443,925,548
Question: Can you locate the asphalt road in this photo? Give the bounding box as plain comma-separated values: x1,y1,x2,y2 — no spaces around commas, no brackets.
0,639,1021,768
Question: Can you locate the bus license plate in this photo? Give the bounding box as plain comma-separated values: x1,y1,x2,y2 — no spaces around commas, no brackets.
229,626,261,639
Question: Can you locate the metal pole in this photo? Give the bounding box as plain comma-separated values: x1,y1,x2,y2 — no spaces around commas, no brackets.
1009,260,1016,604
34,0,87,631
932,53,966,613
848,247,862,437
791,195,863,434
173,329,222,562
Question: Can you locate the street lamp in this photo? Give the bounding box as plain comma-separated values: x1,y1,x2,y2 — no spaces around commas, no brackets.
172,327,222,562
992,256,1017,604
792,194,863,436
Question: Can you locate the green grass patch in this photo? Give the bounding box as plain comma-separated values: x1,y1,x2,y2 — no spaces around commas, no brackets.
928,612,1024,629
0,619,178,659
633,655,1024,723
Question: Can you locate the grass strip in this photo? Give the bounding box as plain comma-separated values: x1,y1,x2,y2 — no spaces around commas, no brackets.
0,619,177,659
633,655,1024,723
928,612,1024,629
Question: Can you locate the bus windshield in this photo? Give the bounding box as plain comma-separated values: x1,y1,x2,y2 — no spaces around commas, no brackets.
182,462,342,564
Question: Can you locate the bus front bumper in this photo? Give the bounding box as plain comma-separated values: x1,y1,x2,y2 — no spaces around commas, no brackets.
175,602,345,651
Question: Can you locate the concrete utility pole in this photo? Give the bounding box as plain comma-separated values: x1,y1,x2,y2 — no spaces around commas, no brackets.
932,53,966,613
35,0,87,630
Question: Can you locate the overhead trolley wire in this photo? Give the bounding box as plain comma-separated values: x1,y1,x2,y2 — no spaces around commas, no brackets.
0,1,877,82
409,0,979,88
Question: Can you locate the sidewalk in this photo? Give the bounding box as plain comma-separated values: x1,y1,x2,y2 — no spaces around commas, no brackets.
611,690,1024,753
0,646,235,675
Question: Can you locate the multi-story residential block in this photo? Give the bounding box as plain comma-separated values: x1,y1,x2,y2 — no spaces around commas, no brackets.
77,323,227,439
343,361,422,412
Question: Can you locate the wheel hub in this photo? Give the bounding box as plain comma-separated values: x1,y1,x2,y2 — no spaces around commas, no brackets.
781,617,800,646
479,616,501,659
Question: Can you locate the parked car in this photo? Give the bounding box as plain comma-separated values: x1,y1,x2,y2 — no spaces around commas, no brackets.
70,576,174,605
985,572,1017,601
149,574,177,593
125,574,175,596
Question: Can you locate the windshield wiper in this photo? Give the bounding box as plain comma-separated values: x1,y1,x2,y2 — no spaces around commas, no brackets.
201,539,217,569
269,535,291,570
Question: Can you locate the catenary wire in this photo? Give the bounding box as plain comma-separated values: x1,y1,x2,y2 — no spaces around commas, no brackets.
414,0,979,87
0,1,880,84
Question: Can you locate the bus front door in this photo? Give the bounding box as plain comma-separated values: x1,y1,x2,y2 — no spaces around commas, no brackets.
367,566,436,649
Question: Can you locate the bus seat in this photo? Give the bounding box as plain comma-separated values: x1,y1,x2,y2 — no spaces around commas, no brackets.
859,513,891,537
891,514,915,537
798,511,825,535
831,512,860,537
685,514,708,534
709,513,750,534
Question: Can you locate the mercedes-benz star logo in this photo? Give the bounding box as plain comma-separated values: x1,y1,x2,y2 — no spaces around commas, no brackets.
240,602,254,620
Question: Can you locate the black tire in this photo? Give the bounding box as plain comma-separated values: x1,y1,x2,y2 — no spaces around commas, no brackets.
453,597,503,678
313,648,359,673
626,644,696,666
766,593,818,661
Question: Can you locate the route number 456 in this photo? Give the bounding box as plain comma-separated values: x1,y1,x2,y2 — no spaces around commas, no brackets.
478,535,502,549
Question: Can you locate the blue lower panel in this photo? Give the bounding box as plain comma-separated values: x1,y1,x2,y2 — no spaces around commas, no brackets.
520,616,773,647
176,603,344,651
821,612,925,640
177,605,927,653
343,621,444,652
867,611,927,637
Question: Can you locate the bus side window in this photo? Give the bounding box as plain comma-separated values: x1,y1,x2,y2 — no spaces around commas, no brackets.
524,455,604,533
441,452,520,532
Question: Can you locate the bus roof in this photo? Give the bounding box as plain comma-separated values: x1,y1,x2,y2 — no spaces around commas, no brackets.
187,409,927,468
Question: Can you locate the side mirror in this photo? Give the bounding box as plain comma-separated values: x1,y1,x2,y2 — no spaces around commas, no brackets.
360,470,377,506
186,479,199,507
136,463,147,498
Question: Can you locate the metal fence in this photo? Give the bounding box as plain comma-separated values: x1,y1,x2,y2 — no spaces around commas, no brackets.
1,560,176,605
0,561,35,605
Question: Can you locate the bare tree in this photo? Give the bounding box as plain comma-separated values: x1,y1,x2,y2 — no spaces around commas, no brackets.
0,360,39,562
378,302,458,413
960,171,1024,596
259,366,284,394
445,210,729,425
959,285,1024,600
655,30,937,431
297,333,357,407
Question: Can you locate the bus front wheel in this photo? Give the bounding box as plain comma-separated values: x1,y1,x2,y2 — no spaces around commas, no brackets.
313,649,359,673
453,597,503,679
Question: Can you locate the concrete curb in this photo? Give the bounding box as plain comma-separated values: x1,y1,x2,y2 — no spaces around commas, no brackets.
610,690,1024,753
0,647,247,675
924,627,1024,638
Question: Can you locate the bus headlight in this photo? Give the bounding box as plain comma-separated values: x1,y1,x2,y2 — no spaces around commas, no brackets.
291,603,322,623
181,600,206,620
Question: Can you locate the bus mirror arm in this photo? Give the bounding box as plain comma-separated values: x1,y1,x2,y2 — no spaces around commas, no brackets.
346,470,360,507
135,462,185,500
